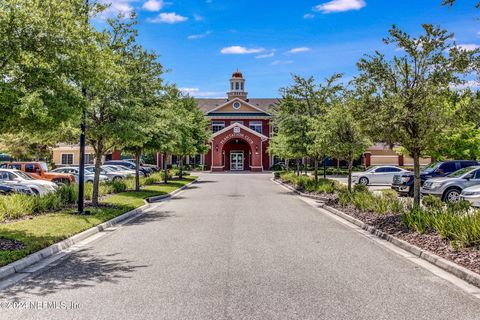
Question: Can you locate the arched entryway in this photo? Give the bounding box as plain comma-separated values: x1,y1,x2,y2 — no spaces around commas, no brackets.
210,123,267,172
222,138,252,171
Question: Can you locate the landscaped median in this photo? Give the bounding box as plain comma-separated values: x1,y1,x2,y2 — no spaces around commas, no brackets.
0,172,197,270
274,171,480,284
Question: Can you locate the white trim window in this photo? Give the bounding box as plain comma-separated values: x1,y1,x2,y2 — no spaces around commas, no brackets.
212,121,225,133
61,153,74,165
249,121,263,134
85,153,95,164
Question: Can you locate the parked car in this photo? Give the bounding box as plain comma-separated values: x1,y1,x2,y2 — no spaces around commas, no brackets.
52,167,108,183
85,166,130,181
0,183,33,195
104,160,151,176
421,166,480,202
102,165,139,177
391,160,479,196
0,161,75,185
461,185,480,207
123,159,159,172
352,166,409,186
0,169,57,195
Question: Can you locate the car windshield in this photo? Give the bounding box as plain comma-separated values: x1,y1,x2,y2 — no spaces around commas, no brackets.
448,167,476,178
102,166,116,172
14,171,34,180
422,162,441,173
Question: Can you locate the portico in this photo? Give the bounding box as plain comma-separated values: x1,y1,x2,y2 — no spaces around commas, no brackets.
210,123,268,172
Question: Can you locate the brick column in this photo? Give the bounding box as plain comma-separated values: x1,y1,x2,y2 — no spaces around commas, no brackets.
364,152,371,167
398,154,404,167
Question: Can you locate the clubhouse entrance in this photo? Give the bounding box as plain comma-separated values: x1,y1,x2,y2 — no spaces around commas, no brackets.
209,123,268,172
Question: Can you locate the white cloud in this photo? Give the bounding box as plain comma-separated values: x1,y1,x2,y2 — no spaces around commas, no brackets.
193,14,204,21
270,60,293,66
187,31,212,40
303,13,315,19
180,87,224,98
142,0,164,12
451,80,480,90
256,52,275,59
149,12,188,24
456,44,480,51
220,46,265,54
314,0,366,14
288,47,311,54
100,0,134,17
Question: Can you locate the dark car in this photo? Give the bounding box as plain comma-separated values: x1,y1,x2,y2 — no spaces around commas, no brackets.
103,160,152,176
391,160,479,196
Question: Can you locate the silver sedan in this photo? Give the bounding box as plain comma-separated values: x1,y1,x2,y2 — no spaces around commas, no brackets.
352,166,409,186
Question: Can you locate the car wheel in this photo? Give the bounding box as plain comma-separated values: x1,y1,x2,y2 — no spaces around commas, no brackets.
359,177,369,186
31,188,40,196
443,188,462,203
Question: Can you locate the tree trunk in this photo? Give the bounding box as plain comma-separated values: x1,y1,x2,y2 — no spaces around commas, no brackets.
285,159,289,171
347,158,353,193
296,159,300,176
314,159,319,183
337,159,340,176
92,144,103,207
135,149,141,192
163,153,168,184
413,152,421,207
179,156,184,179
323,157,327,179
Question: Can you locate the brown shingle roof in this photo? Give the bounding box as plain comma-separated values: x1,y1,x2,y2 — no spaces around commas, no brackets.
195,98,279,113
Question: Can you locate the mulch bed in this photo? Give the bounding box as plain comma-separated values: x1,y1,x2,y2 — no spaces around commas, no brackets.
279,179,480,275
0,238,25,251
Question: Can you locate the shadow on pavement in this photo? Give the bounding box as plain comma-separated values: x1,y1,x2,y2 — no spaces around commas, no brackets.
1,248,149,300
127,210,175,225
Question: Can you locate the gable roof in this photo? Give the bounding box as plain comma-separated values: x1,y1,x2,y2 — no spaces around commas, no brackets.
212,122,269,140
196,98,279,114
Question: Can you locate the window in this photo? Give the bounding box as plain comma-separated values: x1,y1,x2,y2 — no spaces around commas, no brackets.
0,172,13,181
212,121,225,133
249,121,263,134
25,164,37,173
380,167,401,173
85,154,95,164
241,82,244,90
9,164,21,170
233,101,241,109
440,162,457,173
61,154,74,165
235,82,239,90
474,170,480,180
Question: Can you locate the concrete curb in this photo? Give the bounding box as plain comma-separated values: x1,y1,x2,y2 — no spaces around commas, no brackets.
0,178,198,282
273,178,480,289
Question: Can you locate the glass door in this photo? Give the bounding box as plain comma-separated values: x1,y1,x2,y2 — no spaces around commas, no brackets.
230,152,244,171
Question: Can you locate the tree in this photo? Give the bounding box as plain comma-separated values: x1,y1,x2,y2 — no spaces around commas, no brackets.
116,37,164,191
271,74,343,177
323,99,371,192
355,24,471,206
0,0,93,139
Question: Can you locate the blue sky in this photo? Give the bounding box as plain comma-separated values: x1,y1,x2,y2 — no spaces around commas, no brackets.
102,0,479,98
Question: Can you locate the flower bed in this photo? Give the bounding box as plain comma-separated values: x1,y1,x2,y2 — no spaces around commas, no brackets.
276,171,480,275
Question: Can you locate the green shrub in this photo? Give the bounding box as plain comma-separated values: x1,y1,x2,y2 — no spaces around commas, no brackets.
57,185,78,205
144,172,163,185
0,194,35,220
353,184,369,193
372,196,391,215
446,200,471,215
381,189,398,199
422,195,444,211
316,179,335,194
338,189,353,207
402,206,432,234
389,198,405,214
352,191,375,212
32,192,62,213
108,180,128,193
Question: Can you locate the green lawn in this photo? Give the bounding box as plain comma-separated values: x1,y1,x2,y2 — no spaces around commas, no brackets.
0,176,196,267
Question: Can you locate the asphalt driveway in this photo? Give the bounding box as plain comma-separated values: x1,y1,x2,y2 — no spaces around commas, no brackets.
0,173,479,320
